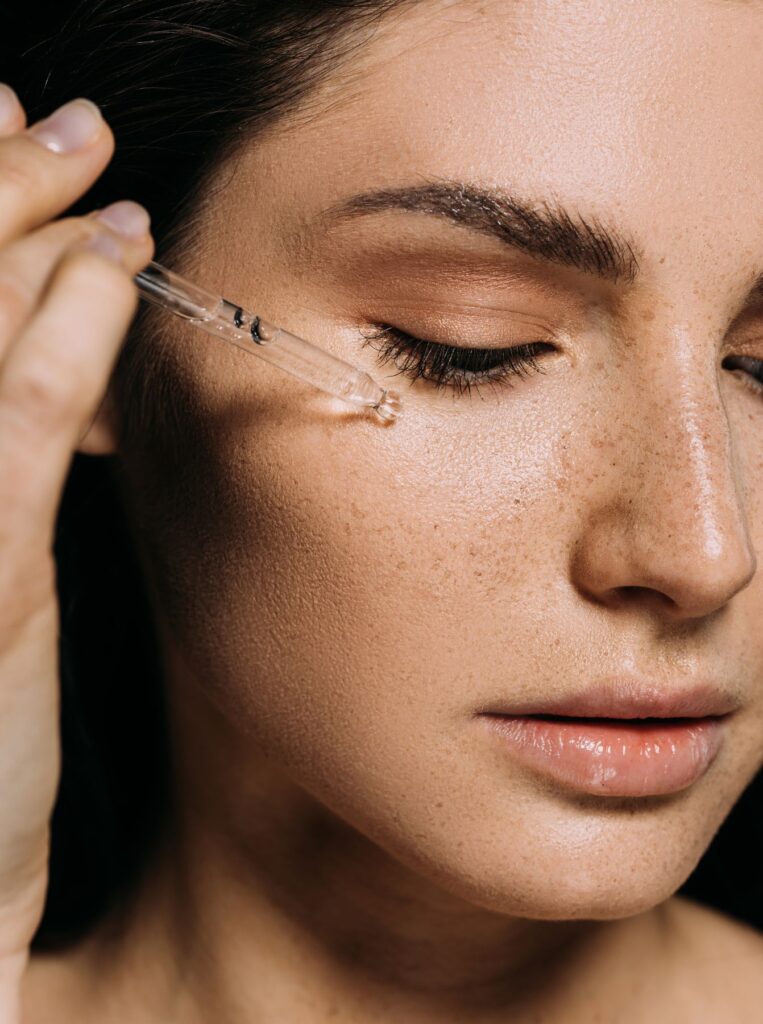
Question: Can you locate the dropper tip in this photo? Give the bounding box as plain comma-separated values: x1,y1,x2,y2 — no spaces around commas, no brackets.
373,389,402,423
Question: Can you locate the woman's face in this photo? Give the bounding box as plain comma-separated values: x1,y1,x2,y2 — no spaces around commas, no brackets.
124,0,763,919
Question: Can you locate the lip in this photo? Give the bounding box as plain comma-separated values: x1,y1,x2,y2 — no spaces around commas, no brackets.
481,713,730,797
477,678,740,720
475,677,740,798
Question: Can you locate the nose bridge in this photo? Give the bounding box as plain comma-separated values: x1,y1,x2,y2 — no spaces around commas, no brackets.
636,347,734,561
576,319,757,616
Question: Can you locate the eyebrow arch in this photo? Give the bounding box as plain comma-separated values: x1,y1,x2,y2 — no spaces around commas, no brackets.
320,181,643,286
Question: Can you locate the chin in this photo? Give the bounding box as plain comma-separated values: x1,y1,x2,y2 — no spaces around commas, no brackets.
362,812,697,923
439,861,680,922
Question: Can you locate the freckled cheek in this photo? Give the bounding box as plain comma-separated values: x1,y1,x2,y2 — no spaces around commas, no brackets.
170,417,578,723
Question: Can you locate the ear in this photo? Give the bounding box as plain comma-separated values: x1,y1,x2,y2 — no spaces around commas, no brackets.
76,386,120,455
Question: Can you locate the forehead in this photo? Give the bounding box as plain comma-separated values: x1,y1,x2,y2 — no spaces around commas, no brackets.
231,0,763,295
302,0,763,177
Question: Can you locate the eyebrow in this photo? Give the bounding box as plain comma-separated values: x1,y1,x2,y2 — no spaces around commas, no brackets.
320,181,643,286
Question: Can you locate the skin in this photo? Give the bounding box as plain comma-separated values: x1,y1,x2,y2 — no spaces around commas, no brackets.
20,0,763,1020
0,86,154,1022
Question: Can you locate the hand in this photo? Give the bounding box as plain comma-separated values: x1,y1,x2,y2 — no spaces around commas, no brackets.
0,83,154,1021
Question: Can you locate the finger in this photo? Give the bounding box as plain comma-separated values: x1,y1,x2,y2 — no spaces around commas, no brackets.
0,85,26,140
0,98,114,247
0,201,152,364
0,245,145,543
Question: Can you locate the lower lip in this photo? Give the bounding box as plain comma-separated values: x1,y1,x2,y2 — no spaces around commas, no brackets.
482,714,728,797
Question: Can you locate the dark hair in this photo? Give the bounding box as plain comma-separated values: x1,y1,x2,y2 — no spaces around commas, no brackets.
1,0,760,953
2,0,410,950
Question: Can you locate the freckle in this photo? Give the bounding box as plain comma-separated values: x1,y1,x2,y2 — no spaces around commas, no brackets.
396,560,408,571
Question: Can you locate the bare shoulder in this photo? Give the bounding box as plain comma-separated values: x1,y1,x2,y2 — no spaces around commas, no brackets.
664,894,763,1020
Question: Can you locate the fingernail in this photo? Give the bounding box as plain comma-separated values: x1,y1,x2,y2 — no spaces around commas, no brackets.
28,97,103,153
94,200,151,239
0,84,21,126
81,232,124,265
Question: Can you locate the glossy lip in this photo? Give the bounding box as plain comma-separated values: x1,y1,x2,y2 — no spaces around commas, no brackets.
475,676,739,797
477,677,740,720
481,713,730,797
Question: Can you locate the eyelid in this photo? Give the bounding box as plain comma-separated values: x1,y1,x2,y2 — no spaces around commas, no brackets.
724,334,763,360
359,310,564,349
359,322,555,399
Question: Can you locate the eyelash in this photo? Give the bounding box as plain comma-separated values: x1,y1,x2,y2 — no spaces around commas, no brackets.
359,324,554,397
359,325,763,401
724,355,763,398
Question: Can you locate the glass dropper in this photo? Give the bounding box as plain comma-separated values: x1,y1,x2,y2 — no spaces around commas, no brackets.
133,261,402,423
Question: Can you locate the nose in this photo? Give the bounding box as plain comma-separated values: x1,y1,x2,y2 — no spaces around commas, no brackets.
570,334,757,621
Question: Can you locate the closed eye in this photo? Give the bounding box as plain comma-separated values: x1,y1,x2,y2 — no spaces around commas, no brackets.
722,355,763,398
358,323,555,398
359,326,763,403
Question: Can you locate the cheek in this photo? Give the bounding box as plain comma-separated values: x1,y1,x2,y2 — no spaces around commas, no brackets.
127,355,763,919
146,392,581,759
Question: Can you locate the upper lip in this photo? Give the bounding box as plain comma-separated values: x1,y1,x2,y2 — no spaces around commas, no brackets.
480,678,740,719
